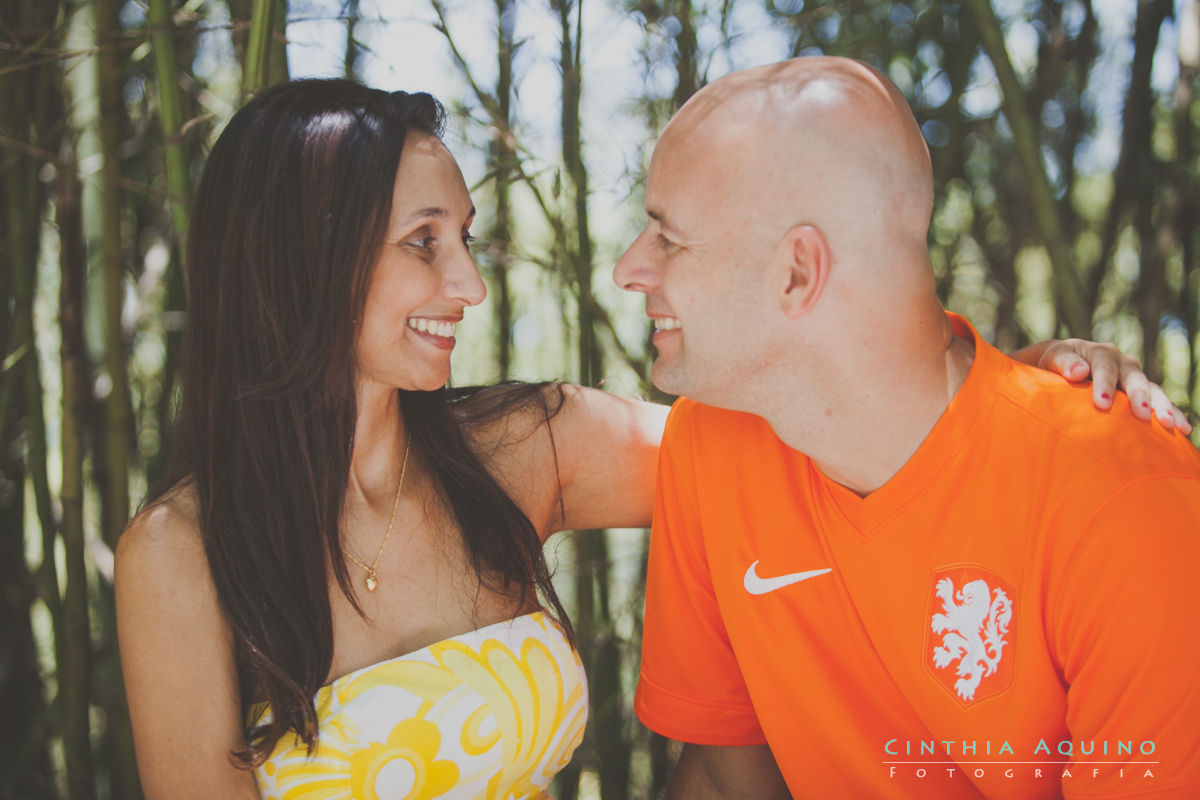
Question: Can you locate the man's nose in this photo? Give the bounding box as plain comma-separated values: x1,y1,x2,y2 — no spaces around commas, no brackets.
613,230,659,293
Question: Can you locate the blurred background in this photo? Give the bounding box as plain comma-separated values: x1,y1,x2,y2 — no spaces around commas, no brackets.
2,0,1198,797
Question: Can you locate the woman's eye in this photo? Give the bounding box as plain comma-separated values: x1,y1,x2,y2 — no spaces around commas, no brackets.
408,237,435,252
462,233,476,246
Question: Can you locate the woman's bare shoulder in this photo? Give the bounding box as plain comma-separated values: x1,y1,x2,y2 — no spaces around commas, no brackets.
459,382,669,535
117,484,259,797
452,384,566,535
456,383,563,445
117,483,208,590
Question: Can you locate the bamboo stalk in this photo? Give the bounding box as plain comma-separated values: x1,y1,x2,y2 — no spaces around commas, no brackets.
431,0,660,383
563,530,594,799
268,0,289,84
0,84,63,800
492,0,516,379
4,116,59,613
672,0,698,108
1118,0,1173,382
553,0,600,387
553,1,631,795
95,0,133,546
146,0,194,481
147,0,192,245
1178,0,1199,421
91,3,143,794
586,533,631,797
965,0,1091,337
342,0,360,78
226,0,251,65
241,0,274,95
59,124,99,800
0,7,69,793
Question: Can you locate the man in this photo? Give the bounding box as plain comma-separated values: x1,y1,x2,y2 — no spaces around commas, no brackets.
614,57,1200,798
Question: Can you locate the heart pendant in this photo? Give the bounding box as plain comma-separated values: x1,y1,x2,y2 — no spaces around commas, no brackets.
365,574,378,592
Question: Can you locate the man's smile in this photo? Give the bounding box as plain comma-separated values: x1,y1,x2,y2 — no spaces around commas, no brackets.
652,316,681,331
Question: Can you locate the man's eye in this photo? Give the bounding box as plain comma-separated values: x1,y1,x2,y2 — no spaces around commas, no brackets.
657,234,676,250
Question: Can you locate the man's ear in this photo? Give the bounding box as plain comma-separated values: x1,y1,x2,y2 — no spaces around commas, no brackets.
780,224,831,318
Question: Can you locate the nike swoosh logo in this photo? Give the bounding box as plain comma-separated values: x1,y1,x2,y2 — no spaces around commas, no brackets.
743,560,832,595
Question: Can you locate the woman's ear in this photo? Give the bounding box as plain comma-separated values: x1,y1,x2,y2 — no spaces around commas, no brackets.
780,224,831,318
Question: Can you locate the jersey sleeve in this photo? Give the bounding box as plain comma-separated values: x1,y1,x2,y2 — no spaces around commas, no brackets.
634,400,766,746
1049,474,1200,798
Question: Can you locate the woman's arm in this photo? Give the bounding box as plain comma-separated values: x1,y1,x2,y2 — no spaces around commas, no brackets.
116,494,260,800
489,339,1186,538
536,335,1187,533
471,384,667,536
547,385,668,532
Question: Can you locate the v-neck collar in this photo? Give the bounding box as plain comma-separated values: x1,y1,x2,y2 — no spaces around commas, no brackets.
814,313,1009,537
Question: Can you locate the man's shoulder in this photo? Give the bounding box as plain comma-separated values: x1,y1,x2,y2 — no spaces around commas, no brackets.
993,357,1200,482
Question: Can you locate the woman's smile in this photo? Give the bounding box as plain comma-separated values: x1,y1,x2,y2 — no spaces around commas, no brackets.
406,316,459,350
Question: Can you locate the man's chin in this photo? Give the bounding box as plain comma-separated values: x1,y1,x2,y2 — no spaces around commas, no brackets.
649,360,686,398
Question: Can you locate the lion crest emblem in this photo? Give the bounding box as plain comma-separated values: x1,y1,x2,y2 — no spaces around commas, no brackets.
928,571,1014,703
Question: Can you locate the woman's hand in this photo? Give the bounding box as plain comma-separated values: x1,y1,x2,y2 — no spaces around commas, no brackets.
1013,339,1192,434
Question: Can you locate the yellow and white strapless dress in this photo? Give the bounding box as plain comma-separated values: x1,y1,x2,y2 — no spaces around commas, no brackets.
253,612,587,799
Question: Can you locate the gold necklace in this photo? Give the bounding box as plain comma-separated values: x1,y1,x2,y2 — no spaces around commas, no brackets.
342,440,411,592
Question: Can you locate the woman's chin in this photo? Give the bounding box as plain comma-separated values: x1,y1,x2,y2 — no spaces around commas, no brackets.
404,368,453,393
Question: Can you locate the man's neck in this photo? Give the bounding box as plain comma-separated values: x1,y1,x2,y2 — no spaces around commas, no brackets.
766,323,976,497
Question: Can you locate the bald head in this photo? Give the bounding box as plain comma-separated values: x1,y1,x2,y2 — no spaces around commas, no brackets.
656,57,934,266
614,57,969,473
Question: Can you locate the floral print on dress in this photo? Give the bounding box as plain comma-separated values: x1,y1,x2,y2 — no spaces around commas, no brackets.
253,612,587,800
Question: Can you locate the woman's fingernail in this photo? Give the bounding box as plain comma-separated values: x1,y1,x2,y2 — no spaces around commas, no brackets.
1100,392,1110,400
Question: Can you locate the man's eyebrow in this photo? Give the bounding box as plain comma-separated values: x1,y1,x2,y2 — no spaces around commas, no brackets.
647,209,683,237
401,205,477,226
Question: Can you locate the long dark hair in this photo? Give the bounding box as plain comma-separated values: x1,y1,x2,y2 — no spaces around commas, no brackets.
153,79,571,764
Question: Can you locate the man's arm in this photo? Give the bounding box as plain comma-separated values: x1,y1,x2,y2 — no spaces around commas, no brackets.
666,744,791,800
1051,474,1200,798
636,401,784,786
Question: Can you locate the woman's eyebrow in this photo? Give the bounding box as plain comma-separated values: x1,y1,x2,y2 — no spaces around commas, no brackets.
401,205,477,226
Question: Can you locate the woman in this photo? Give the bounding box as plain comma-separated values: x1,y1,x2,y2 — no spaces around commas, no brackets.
116,79,1178,800
117,79,664,798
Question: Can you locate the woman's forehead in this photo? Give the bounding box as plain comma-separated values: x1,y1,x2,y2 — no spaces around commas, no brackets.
391,133,472,219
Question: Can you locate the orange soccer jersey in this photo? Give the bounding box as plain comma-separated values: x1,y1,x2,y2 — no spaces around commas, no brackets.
635,315,1200,799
